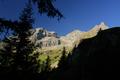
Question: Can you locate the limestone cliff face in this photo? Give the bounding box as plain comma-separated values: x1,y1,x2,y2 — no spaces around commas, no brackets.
60,30,83,47
60,22,108,47
35,37,60,48
30,28,60,48
30,22,108,49
83,22,109,39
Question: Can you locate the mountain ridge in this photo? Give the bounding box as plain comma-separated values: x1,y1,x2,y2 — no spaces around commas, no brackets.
0,22,109,68
32,22,108,49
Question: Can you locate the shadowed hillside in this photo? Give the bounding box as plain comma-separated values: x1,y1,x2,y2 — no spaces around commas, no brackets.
0,22,109,69
78,27,120,80
51,27,120,80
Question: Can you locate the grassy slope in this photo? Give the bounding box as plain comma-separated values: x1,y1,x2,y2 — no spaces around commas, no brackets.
37,45,73,68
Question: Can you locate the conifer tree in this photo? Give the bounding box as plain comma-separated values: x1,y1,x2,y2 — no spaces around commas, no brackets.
0,1,40,79
44,55,51,72
0,0,63,79
58,47,67,70
12,0,39,75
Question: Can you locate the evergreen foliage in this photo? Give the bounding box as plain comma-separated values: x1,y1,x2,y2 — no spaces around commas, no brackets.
58,47,67,70
32,0,63,20
0,0,63,79
0,1,40,79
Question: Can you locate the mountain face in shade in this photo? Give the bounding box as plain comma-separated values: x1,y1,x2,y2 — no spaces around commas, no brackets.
31,22,108,48
53,26,120,80
59,27,120,80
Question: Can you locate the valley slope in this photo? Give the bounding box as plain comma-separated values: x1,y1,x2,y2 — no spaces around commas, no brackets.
31,22,108,67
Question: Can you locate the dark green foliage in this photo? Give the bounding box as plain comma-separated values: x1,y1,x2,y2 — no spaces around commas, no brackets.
49,47,69,80
0,0,63,79
0,1,40,79
0,18,17,40
39,55,51,73
0,18,16,31
58,47,67,70
44,56,51,72
39,56,51,80
0,38,14,74
49,47,81,80
32,0,63,20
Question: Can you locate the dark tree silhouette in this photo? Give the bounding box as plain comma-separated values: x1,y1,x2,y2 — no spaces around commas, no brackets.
0,0,63,79
32,0,63,20
44,56,51,72
40,55,51,80
58,47,68,70
0,38,15,76
0,1,40,80
0,0,63,39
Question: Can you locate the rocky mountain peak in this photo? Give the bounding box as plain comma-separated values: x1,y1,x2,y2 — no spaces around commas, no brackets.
83,22,109,38
30,28,58,43
66,29,81,37
98,22,108,30
91,22,108,32
29,28,60,48
29,22,109,48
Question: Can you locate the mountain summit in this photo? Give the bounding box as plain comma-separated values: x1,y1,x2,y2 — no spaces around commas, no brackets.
0,22,110,68
90,22,108,32
30,22,109,49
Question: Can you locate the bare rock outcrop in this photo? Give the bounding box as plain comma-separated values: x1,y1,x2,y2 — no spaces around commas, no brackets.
30,22,108,49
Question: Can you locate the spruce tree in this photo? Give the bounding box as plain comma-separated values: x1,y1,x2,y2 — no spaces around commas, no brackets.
0,1,40,79
58,47,67,70
44,55,51,72
12,0,39,76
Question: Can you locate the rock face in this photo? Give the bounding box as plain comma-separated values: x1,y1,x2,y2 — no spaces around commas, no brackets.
35,37,60,48
60,30,82,46
60,22,108,47
0,22,108,49
30,28,60,48
30,22,108,48
83,22,109,39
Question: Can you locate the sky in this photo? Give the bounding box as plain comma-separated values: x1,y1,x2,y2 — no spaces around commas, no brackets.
0,0,120,36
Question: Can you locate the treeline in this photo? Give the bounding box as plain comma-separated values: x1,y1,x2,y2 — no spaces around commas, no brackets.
0,0,64,80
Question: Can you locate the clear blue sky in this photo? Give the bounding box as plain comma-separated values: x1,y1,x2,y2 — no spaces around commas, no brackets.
0,0,120,36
